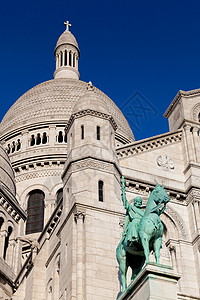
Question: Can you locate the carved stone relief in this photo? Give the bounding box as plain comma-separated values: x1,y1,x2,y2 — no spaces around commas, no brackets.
157,154,174,170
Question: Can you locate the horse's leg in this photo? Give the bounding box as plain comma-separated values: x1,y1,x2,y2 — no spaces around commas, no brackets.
131,267,140,281
120,256,127,292
153,237,162,264
140,233,150,263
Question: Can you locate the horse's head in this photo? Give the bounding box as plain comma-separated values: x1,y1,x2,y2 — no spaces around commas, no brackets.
151,183,170,205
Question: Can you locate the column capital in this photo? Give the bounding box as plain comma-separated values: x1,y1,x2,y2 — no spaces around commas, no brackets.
0,230,7,237
169,245,176,253
183,124,191,131
74,211,85,222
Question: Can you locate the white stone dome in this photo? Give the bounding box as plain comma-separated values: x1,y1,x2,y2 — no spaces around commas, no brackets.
0,144,16,195
55,30,79,52
0,78,134,144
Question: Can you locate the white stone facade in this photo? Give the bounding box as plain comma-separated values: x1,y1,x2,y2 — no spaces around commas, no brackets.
0,23,200,300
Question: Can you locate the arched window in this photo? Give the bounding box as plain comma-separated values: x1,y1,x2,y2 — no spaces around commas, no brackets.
42,132,48,144
16,139,21,151
36,133,41,145
7,144,11,154
81,125,84,139
11,141,15,153
58,131,63,143
60,52,63,66
3,226,12,260
98,180,104,202
198,112,200,122
64,132,67,143
0,217,4,230
47,279,53,300
56,188,63,204
63,51,66,66
73,54,75,67
97,126,100,140
69,52,72,66
30,135,35,146
26,190,45,234
65,51,67,66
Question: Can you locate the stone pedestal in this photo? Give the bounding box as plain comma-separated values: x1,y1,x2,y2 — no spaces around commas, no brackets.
119,263,181,300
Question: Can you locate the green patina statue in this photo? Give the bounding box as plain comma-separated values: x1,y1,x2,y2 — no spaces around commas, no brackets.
116,176,170,293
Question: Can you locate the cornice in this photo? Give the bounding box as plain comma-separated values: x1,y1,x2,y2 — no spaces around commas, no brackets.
65,109,118,134
13,157,66,173
0,185,26,222
124,177,186,204
164,88,200,118
62,156,121,182
117,130,182,159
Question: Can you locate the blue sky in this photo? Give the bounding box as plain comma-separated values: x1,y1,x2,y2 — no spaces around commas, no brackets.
1,0,200,141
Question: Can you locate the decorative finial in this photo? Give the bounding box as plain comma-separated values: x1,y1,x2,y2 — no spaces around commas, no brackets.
87,81,94,91
64,20,72,31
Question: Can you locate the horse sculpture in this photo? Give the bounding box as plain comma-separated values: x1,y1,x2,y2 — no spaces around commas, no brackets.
116,177,170,293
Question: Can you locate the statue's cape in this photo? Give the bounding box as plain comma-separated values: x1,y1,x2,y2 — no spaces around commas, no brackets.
128,205,144,220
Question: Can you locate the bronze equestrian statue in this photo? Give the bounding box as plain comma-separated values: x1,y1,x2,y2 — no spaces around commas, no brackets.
116,176,170,292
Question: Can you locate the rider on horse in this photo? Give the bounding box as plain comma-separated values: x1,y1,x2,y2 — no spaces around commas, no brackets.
121,181,144,246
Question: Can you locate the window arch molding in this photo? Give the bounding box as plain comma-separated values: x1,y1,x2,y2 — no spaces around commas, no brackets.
192,102,200,122
20,184,49,212
7,220,15,234
0,211,6,222
0,212,6,234
51,184,63,198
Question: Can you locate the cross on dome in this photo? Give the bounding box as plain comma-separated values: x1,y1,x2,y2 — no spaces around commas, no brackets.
64,20,72,31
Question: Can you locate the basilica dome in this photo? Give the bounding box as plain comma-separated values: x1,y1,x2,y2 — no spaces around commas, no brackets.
0,144,15,195
0,78,134,144
55,30,79,51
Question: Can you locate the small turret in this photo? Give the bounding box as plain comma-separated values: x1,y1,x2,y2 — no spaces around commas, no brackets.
54,21,80,80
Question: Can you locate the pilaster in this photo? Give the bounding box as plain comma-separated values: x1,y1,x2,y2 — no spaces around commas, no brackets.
74,210,85,300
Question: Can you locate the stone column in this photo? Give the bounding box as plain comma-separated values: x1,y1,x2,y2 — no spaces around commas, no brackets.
7,239,16,267
74,54,76,68
21,130,29,151
48,125,56,147
62,51,65,66
44,199,56,225
56,55,59,69
169,245,178,273
59,53,61,68
193,200,200,232
0,230,6,258
184,125,195,163
71,52,74,68
76,57,79,70
193,127,200,163
74,211,85,300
